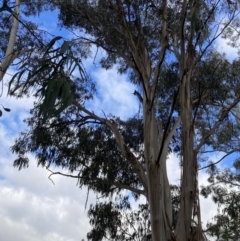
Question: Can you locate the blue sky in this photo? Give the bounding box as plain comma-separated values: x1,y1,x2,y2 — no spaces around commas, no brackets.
0,4,239,241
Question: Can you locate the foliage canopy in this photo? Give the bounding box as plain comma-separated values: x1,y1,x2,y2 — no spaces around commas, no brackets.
1,0,240,240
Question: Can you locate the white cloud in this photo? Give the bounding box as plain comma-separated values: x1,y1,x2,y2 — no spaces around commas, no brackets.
215,36,238,61
87,67,139,119
76,42,140,120
0,153,95,241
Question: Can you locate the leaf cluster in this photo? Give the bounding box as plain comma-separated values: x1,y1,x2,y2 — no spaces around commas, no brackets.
9,36,94,121
12,112,144,198
87,200,151,241
201,156,240,240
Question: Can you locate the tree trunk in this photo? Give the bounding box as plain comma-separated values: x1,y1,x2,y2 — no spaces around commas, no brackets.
144,99,172,241
175,73,196,240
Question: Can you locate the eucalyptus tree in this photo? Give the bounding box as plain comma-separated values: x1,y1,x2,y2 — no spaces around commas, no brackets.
8,1,240,241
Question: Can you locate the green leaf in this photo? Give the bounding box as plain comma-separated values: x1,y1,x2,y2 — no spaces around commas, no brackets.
53,97,72,117
59,41,71,54
18,62,28,70
7,69,26,95
47,82,60,108
52,80,73,117
45,36,62,54
38,77,73,122
3,107,10,112
26,64,50,86
38,79,56,118
69,63,77,75
8,71,21,95
17,70,28,91
190,6,196,34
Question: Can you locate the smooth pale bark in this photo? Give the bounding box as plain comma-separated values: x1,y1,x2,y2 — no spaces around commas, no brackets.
0,0,20,81
173,0,199,238
175,73,196,240
143,94,173,241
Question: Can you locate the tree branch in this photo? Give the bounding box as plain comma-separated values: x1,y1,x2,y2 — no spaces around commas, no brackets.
47,168,146,196
198,150,235,170
72,99,148,192
195,96,240,153
70,3,136,71
195,8,236,66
